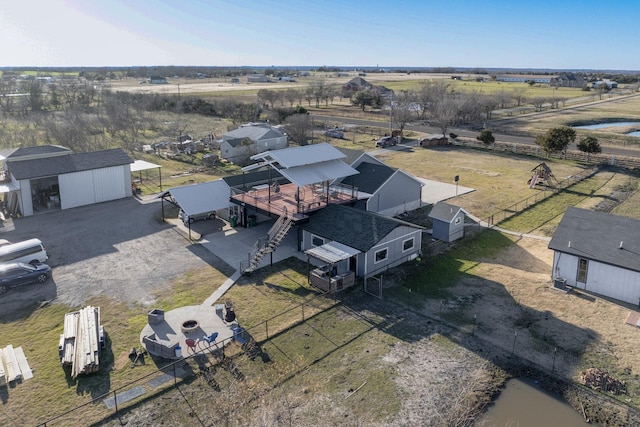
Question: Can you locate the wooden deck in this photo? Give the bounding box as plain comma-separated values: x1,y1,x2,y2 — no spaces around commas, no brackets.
231,182,357,221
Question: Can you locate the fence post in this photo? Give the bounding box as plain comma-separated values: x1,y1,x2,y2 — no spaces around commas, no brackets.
113,390,118,414
512,331,517,354
302,303,305,322
265,320,269,339
552,347,557,372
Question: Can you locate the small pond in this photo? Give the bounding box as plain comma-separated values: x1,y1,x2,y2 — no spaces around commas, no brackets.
476,378,597,426
573,121,640,134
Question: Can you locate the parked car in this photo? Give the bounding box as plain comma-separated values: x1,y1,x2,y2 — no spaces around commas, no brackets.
0,262,52,295
178,209,215,226
376,136,397,147
324,129,344,139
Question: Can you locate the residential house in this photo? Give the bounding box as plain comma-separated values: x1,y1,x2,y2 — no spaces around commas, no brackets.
220,123,287,165
550,73,587,88
338,153,423,216
341,77,394,99
300,204,423,278
548,207,640,305
149,76,168,84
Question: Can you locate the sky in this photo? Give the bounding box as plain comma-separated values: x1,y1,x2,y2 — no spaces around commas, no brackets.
1,0,639,71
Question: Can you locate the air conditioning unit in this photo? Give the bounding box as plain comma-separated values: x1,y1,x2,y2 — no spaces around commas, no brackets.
553,278,567,291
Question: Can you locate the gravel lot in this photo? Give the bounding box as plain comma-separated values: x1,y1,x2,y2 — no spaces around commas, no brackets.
0,197,224,313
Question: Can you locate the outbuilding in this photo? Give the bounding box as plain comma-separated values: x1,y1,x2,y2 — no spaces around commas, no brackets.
548,207,640,305
428,202,469,242
1,146,133,217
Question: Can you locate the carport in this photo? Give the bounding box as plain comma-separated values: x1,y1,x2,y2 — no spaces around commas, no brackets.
130,160,162,192
159,179,231,239
305,241,360,292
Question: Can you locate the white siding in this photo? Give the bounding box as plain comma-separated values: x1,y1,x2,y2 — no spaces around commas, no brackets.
19,180,33,217
59,166,130,210
60,170,95,209
93,166,127,202
553,251,640,305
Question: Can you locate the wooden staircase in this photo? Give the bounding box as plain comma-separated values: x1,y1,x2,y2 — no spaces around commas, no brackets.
243,215,293,273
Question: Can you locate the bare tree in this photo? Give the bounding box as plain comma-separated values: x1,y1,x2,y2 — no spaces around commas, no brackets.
284,113,312,145
512,87,528,107
283,88,299,107
431,95,460,137
414,80,451,120
530,96,547,112
391,91,417,137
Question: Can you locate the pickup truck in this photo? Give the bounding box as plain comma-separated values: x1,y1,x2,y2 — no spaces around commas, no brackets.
375,136,397,147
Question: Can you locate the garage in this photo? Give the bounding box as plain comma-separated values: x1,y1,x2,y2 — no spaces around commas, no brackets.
3,147,134,217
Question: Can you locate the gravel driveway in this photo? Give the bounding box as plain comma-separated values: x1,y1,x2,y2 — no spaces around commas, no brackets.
0,197,224,314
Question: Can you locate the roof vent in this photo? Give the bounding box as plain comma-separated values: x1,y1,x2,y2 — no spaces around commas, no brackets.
620,241,624,249
568,241,571,248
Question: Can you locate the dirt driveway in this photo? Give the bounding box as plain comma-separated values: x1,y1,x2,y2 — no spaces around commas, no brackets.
0,197,226,314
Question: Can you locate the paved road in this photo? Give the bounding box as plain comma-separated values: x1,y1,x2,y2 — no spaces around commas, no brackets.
312,98,640,159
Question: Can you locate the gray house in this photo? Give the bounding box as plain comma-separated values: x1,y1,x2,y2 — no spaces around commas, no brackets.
339,153,423,216
548,207,640,305
220,123,287,165
1,146,133,217
300,204,423,278
429,202,469,242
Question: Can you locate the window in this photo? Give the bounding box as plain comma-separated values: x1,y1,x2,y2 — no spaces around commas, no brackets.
454,216,462,225
312,236,324,247
577,258,588,283
402,238,414,252
375,248,388,263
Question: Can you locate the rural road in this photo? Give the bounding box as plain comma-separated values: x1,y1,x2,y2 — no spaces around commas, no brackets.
311,107,640,159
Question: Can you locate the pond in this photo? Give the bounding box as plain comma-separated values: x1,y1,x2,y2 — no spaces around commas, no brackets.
574,121,640,132
476,378,596,426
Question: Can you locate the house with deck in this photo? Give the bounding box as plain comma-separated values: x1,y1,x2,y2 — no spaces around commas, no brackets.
548,207,640,305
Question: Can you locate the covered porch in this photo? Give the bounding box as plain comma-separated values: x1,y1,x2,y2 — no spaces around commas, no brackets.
305,241,360,292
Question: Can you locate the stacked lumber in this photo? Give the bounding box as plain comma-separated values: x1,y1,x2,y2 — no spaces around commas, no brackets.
0,344,33,384
59,306,103,378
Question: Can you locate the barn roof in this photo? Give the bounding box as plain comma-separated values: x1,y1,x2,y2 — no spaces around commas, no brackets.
7,149,133,180
548,207,640,273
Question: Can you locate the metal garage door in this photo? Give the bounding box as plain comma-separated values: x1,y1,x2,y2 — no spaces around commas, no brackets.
59,166,127,210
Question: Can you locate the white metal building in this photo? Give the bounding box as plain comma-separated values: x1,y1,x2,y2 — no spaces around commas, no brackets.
2,147,133,217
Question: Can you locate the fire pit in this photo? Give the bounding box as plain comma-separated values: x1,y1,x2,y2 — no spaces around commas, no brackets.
181,319,199,334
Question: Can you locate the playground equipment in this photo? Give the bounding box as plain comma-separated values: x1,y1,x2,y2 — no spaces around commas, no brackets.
528,162,558,188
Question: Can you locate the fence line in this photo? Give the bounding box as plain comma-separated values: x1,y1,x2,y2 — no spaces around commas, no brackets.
37,290,339,427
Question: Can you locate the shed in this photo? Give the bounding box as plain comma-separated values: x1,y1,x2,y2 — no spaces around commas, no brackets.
548,207,640,305
4,148,133,217
428,202,469,242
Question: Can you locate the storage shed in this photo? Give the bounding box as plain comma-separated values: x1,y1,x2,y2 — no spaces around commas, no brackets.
3,147,133,217
428,202,469,242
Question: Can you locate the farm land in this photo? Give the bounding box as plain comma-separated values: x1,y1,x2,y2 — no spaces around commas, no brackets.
1,74,640,425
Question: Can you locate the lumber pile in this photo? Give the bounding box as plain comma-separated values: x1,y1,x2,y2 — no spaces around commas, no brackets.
0,344,33,385
579,368,627,395
59,306,104,378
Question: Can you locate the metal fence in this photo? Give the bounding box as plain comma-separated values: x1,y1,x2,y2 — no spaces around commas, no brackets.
36,290,339,427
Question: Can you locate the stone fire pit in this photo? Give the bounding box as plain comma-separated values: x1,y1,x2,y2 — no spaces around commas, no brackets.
181,319,199,334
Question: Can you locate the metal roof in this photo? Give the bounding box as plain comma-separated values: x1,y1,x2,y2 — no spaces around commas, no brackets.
161,180,231,217
130,160,161,172
305,241,361,264
428,202,468,223
250,143,345,168
244,143,358,187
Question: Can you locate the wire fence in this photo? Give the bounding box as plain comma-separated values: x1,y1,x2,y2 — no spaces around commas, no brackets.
36,290,339,427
